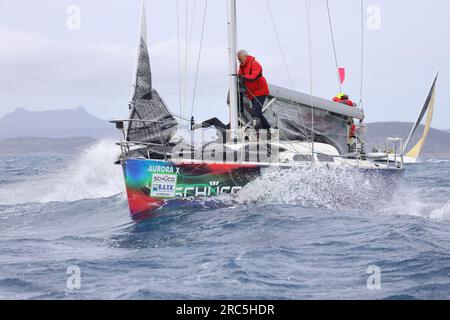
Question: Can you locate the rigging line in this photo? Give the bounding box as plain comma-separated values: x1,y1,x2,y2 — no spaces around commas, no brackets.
325,0,342,93
235,11,242,124
223,87,351,158
265,0,295,90
306,0,315,160
234,6,242,125
176,0,183,118
187,0,198,114
276,0,311,146
247,91,351,154
262,0,310,144
183,0,189,118
245,89,307,155
188,0,198,46
190,0,208,117
249,0,313,155
172,112,201,124
359,0,365,109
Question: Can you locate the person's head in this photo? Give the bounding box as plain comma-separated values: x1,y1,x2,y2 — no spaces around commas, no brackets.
237,49,249,64
341,94,349,100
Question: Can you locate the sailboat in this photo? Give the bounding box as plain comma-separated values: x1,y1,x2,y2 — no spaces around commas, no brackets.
113,1,405,218
369,75,438,164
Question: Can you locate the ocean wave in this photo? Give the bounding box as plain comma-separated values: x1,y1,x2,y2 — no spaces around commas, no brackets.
384,183,450,222
228,166,396,211
0,140,124,205
429,202,450,221
426,159,450,164
212,165,450,222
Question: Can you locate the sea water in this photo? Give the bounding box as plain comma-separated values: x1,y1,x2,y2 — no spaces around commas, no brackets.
0,140,449,299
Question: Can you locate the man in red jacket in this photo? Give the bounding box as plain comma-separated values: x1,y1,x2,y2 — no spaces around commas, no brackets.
237,50,271,130
332,93,359,152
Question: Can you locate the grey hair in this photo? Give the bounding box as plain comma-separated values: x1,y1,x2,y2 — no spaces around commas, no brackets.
237,49,248,56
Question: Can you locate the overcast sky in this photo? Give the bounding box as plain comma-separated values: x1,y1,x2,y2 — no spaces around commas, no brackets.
0,0,449,128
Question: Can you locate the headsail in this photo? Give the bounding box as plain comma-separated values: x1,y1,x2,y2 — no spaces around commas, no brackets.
127,3,178,144
403,74,438,157
131,3,152,101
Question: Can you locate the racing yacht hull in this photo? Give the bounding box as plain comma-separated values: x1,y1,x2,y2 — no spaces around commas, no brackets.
122,157,404,218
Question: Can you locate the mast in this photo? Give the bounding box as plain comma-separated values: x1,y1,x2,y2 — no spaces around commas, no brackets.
227,0,239,134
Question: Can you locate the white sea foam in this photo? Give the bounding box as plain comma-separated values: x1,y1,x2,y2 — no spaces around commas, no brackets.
230,166,393,211
426,159,450,164
224,165,450,222
429,202,450,220
0,140,124,205
377,183,450,222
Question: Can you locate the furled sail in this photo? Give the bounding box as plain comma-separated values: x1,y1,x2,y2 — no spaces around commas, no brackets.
127,4,178,144
403,74,438,158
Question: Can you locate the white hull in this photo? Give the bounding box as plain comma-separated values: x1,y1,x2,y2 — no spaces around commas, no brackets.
369,153,417,165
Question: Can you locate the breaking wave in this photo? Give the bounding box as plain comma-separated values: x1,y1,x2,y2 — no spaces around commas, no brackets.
429,202,450,220
221,165,450,222
427,159,450,164
0,140,124,205
229,166,396,211
387,185,450,221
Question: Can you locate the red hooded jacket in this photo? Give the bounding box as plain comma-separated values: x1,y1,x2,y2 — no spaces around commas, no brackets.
238,56,270,100
332,96,356,107
349,123,357,138
333,96,357,139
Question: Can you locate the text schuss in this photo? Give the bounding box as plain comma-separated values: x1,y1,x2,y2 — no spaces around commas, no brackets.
176,304,275,318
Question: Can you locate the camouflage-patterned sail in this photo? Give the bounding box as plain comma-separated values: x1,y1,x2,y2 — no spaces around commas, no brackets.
264,85,364,155
237,84,365,155
127,4,178,144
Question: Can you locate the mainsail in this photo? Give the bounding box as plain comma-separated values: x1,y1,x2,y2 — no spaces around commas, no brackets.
403,74,438,158
127,4,178,144
259,85,364,155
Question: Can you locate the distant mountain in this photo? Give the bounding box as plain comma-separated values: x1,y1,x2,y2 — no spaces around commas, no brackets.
366,122,450,158
0,107,116,139
0,137,97,155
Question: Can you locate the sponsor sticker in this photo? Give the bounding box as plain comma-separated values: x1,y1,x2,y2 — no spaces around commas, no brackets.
148,165,180,174
150,173,177,198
